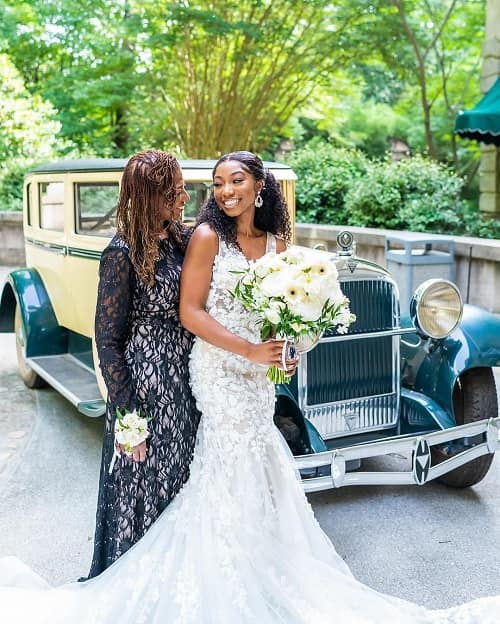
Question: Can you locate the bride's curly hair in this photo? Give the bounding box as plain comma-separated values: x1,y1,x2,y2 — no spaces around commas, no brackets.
116,150,190,286
196,151,292,247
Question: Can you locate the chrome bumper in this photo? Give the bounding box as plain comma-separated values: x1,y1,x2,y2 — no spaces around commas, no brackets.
296,417,500,492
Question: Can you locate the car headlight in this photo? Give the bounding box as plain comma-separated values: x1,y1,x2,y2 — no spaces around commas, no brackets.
410,279,463,339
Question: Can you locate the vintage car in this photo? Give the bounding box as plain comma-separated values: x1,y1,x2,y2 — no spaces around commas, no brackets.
1,158,500,492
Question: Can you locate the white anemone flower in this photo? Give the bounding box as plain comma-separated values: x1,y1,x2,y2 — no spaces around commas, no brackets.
283,283,306,305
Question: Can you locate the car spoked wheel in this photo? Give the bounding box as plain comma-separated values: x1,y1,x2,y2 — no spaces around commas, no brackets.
14,303,46,389
432,367,497,488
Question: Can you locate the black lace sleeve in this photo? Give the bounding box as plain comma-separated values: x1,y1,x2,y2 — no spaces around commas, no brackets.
94,245,137,412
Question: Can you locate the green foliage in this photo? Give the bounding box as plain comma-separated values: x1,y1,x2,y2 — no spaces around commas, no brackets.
289,143,495,238
0,0,384,158
149,0,366,156
0,53,62,163
286,144,369,225
459,205,500,239
0,0,490,219
345,156,465,233
0,52,69,210
288,0,485,184
371,0,484,170
0,163,29,211
337,100,409,159
1,0,145,155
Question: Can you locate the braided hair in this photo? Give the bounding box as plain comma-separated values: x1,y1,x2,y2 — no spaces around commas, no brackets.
196,151,292,248
116,150,187,286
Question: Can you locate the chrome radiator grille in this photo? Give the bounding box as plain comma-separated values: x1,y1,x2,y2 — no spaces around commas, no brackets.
298,277,400,440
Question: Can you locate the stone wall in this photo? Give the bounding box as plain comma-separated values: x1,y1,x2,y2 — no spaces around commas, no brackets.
0,213,25,266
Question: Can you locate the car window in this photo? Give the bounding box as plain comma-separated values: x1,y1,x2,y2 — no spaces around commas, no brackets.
26,183,32,227
74,181,210,235
75,183,119,237
183,182,211,222
39,182,65,231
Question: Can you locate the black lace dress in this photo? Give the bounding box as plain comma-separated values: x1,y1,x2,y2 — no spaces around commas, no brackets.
86,233,200,578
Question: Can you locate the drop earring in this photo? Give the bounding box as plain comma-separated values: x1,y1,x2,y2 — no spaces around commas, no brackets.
254,192,263,208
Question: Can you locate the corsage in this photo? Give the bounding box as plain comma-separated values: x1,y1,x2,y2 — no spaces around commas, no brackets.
108,408,150,474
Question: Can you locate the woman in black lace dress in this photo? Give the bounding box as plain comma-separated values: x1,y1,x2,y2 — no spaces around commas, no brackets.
86,150,200,578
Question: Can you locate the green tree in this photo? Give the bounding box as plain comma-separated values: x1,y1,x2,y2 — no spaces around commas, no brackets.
0,52,66,209
389,0,484,166
142,1,375,157
0,53,61,162
1,0,144,155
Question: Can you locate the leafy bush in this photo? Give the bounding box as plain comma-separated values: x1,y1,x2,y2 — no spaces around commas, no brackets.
458,204,500,239
342,163,403,229
286,143,369,225
287,143,494,237
345,156,465,233
0,163,30,211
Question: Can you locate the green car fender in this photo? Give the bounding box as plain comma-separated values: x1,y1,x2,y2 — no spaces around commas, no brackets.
0,268,67,357
400,303,500,421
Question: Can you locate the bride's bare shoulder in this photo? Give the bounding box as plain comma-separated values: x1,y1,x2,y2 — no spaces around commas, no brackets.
185,223,218,259
191,223,218,244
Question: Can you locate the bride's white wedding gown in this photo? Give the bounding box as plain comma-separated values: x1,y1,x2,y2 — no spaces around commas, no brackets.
1,236,499,623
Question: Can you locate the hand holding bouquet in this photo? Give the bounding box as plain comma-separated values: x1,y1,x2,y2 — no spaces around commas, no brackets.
108,408,150,473
232,246,355,384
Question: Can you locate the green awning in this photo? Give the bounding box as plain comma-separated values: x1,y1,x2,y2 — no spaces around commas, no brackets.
455,76,500,145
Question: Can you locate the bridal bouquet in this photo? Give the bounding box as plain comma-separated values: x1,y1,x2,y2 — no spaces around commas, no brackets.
232,247,355,384
108,408,150,474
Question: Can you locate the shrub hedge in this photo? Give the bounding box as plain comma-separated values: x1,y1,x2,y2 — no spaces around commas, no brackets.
287,144,500,239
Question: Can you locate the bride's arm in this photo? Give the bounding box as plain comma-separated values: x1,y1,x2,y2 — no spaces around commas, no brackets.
179,224,285,367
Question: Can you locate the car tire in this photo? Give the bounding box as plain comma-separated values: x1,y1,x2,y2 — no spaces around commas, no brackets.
14,303,46,389
432,367,497,488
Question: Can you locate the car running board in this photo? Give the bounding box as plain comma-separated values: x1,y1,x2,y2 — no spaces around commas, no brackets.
26,354,105,417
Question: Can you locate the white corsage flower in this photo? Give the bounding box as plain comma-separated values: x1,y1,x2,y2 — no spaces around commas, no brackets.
108,408,150,474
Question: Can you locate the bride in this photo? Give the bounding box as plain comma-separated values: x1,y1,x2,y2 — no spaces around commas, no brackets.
0,150,498,623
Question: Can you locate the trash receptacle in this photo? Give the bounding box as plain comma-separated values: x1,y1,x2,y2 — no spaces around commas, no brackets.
385,233,455,314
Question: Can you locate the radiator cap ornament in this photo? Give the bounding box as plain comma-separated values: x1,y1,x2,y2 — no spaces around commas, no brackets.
336,230,354,256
